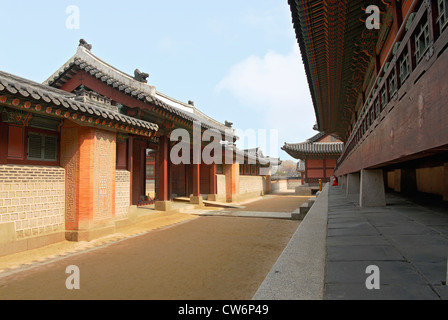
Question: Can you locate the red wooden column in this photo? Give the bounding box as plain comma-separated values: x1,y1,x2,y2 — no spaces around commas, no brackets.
159,135,169,200
392,0,403,31
190,156,202,205
0,120,8,165
190,163,203,205
190,127,203,205
155,135,171,211
127,136,134,205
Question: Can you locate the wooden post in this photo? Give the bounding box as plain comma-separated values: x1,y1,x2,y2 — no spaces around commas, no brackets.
127,136,134,204
190,163,203,205
427,0,439,43
158,135,169,201
0,121,7,165
155,135,171,211
392,0,403,33
375,54,381,75
346,172,360,195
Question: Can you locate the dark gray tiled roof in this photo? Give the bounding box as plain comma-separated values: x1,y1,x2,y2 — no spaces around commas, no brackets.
307,131,327,143
243,148,265,159
283,131,344,159
242,148,281,166
0,70,159,133
48,57,191,119
282,141,344,159
223,145,280,166
283,142,343,154
44,47,236,137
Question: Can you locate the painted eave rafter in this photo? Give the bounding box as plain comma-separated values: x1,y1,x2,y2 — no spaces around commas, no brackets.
289,0,390,139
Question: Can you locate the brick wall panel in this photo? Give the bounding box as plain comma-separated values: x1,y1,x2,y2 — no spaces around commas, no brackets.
0,165,65,240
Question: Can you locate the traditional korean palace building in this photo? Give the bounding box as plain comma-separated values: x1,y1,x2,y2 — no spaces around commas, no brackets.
288,0,448,205
283,132,344,185
0,41,274,254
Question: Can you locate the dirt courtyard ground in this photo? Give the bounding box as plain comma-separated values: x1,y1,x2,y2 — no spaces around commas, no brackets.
0,193,309,300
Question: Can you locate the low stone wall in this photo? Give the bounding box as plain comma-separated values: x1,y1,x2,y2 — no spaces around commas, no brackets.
287,179,302,189
271,179,288,192
0,165,65,255
239,176,265,200
271,178,302,192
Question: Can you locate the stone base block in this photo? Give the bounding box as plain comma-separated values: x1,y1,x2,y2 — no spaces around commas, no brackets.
207,194,218,202
155,201,172,212
66,225,115,242
360,169,386,207
291,209,302,221
190,196,204,205
346,173,360,195
0,222,15,245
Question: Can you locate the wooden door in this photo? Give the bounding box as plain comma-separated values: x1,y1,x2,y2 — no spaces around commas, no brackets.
171,164,187,197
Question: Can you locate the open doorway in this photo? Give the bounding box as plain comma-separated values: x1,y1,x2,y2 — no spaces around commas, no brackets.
146,149,157,203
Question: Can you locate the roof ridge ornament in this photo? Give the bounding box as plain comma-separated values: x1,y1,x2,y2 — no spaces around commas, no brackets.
134,69,149,83
79,39,92,51
225,121,233,128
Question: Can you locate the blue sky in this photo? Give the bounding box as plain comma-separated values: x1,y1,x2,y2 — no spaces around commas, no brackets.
0,0,317,161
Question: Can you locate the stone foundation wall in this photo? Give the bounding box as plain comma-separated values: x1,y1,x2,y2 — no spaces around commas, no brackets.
0,165,65,241
239,176,265,199
271,179,288,192
271,178,303,192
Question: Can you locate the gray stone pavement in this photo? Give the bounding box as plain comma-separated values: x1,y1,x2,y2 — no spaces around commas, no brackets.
326,186,448,300
253,184,448,300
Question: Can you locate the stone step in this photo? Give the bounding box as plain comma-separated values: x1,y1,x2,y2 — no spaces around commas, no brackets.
292,203,310,220
308,197,316,208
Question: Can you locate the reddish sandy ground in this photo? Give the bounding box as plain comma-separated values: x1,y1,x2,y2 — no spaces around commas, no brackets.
0,193,309,300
